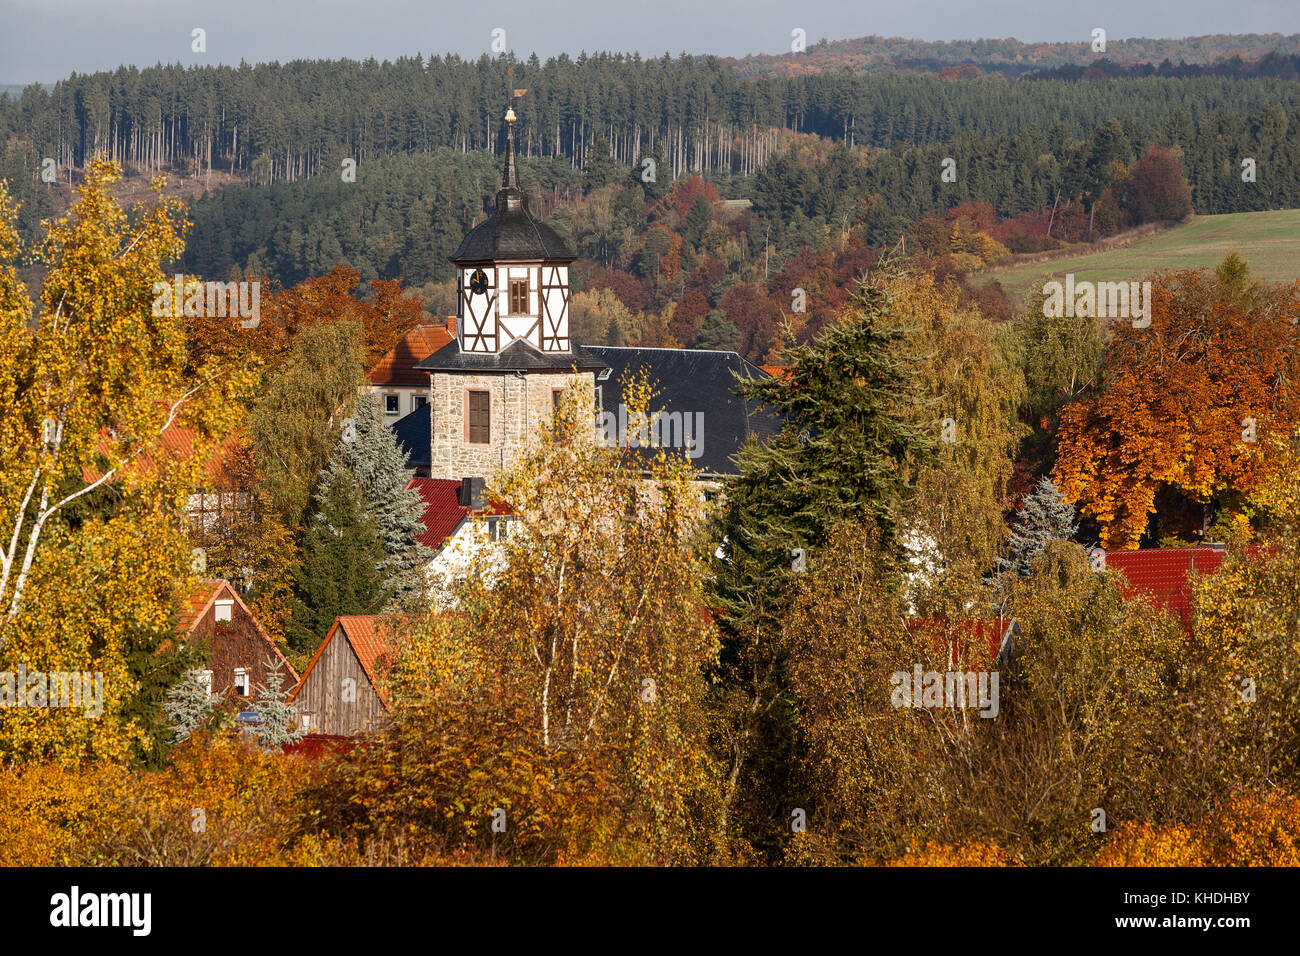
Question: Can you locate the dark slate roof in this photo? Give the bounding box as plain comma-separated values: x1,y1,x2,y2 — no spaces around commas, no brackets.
391,403,431,472
585,347,785,478
414,337,609,374
451,126,575,264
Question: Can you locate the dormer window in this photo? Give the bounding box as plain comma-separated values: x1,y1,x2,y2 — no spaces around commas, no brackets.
508,278,529,316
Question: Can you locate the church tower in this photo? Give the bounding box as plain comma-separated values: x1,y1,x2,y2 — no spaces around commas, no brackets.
415,106,606,480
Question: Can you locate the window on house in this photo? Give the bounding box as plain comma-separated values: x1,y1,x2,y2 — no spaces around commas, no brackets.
413,395,429,409
552,388,566,412
234,668,250,697
199,670,213,697
384,394,400,415
214,599,233,623
300,711,312,732
509,278,529,315
488,517,510,541
467,390,490,444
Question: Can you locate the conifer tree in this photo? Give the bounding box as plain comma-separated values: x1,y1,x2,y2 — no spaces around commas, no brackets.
287,469,390,653
997,477,1078,577
709,280,938,855
694,310,740,351
318,390,432,609
248,657,306,750
163,670,221,744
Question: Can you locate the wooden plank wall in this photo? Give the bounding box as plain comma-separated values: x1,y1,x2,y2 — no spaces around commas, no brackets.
295,630,387,736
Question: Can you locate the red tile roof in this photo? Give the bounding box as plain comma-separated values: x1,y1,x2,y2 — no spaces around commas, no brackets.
367,323,455,386
82,424,244,486
905,616,1011,661
335,616,397,692
408,477,510,551
759,365,793,379
289,614,411,708
283,734,356,758
178,579,226,635
1103,545,1262,630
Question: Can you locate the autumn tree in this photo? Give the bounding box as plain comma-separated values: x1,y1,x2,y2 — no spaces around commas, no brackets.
0,162,250,764
1055,263,1300,548
883,270,1026,620
186,439,299,644
265,266,425,367
1122,145,1194,225
249,319,364,525
720,282,785,363
314,386,722,864
785,532,1186,865
568,287,640,347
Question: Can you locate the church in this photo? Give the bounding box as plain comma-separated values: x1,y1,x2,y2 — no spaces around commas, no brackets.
371,106,784,556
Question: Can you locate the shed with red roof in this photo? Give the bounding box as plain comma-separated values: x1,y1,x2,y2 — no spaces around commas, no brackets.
288,615,410,736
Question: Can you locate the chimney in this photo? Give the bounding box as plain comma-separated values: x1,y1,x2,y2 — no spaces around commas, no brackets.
446,315,457,338
458,477,486,511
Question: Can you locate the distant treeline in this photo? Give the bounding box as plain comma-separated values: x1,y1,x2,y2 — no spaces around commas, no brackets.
725,32,1300,78
176,97,1298,299
753,106,1300,250
1023,51,1300,81
180,149,584,287
4,53,1300,198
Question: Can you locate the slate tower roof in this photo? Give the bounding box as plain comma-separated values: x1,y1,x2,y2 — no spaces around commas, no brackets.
450,109,575,264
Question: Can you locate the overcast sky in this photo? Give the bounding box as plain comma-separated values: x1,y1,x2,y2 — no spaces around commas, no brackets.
3,0,1299,86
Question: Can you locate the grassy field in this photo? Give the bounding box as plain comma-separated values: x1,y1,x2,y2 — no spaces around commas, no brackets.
980,209,1300,305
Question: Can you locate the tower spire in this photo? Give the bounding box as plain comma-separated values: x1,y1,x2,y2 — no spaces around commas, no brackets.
494,104,525,212
502,104,518,190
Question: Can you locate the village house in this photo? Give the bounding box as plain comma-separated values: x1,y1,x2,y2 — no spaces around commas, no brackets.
365,322,456,420
176,579,298,705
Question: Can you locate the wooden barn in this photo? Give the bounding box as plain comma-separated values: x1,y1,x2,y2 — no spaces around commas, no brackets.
289,616,406,736
177,580,298,707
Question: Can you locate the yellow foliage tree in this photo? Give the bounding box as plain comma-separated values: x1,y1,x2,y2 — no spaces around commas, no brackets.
0,161,253,764
318,384,723,864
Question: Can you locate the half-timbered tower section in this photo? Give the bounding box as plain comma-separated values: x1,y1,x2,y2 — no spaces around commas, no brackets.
416,106,608,480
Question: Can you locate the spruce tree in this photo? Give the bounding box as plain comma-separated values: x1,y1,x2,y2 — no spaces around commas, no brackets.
318,390,432,610
248,657,306,750
695,309,741,351
710,280,938,856
287,469,390,653
163,669,221,744
998,477,1078,577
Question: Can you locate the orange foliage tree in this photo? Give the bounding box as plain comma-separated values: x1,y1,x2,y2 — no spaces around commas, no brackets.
1054,263,1300,548
1097,793,1300,866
